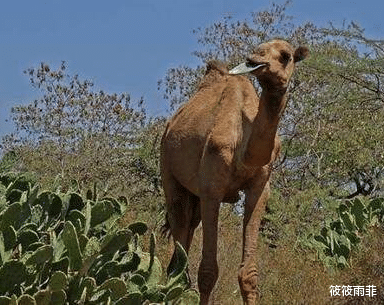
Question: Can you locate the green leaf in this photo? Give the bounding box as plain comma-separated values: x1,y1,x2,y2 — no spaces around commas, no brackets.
338,234,352,251
329,229,336,255
52,257,69,273
90,200,116,227
166,243,189,290
19,222,38,232
336,255,348,268
115,292,142,305
33,289,51,305
17,229,39,250
17,294,37,305
173,288,200,305
83,236,100,259
30,205,43,226
143,288,165,303
25,245,53,266
49,271,68,292
313,234,328,247
78,277,96,302
339,211,355,232
320,226,328,239
330,219,343,234
6,189,23,204
167,242,188,279
0,202,31,231
129,274,146,287
66,274,82,304
100,229,132,256
149,232,155,269
0,260,27,295
27,241,44,253
368,198,384,212
137,252,163,287
88,289,110,303
52,230,66,262
345,231,361,246
119,252,140,273
9,175,33,193
101,197,124,214
99,278,127,301
27,184,39,208
94,261,121,285
351,198,368,232
67,193,85,213
35,191,62,219
128,222,148,235
50,289,66,305
84,201,91,236
2,226,17,251
49,194,63,219
61,221,82,271
78,234,89,253
164,285,184,302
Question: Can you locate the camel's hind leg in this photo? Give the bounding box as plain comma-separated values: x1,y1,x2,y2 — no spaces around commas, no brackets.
163,174,201,274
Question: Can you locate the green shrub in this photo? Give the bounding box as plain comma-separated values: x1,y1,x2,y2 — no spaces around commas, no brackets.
0,172,199,304
308,197,384,268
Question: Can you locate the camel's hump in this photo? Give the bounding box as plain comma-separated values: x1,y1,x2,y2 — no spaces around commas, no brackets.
206,61,229,75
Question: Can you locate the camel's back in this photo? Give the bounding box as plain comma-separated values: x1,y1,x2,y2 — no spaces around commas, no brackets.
165,62,257,139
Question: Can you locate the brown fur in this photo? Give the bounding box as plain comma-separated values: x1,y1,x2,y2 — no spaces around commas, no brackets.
161,40,308,304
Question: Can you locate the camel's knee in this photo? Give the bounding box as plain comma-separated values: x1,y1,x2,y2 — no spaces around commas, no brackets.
238,264,259,303
198,259,219,298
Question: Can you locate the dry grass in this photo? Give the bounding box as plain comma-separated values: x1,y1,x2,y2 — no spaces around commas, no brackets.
153,203,384,305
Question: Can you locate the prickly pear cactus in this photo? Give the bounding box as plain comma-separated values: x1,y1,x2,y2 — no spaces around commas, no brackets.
61,221,82,271
0,172,200,305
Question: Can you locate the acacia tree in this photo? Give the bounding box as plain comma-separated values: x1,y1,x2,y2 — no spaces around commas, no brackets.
3,61,146,151
288,23,384,197
1,62,161,199
158,1,384,198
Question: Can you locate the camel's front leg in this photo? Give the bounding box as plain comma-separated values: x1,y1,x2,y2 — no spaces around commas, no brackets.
239,168,271,304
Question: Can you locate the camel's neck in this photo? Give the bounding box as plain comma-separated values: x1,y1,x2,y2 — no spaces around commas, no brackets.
260,87,288,123
243,87,288,167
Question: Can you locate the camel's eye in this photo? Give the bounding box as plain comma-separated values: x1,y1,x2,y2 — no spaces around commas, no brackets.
280,51,291,64
254,47,266,57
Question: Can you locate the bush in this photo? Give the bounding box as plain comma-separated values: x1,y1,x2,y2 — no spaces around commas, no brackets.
307,197,384,268
0,172,199,304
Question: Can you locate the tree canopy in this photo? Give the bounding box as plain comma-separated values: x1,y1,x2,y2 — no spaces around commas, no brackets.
2,61,146,152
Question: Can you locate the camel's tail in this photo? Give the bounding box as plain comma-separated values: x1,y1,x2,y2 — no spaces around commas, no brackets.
161,212,172,240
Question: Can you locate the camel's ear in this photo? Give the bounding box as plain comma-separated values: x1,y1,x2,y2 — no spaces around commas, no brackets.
294,46,309,63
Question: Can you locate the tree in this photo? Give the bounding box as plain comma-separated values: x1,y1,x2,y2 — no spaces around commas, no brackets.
158,1,384,198
286,22,384,197
2,61,146,151
1,62,163,203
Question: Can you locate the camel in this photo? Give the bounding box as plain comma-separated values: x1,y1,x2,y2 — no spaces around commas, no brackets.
161,39,309,304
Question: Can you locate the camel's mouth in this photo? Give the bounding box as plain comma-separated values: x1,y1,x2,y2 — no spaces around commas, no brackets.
229,61,266,75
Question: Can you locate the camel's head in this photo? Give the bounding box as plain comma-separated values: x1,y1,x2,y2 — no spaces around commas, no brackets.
230,40,309,90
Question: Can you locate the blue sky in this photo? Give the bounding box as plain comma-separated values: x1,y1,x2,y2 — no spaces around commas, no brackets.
1,0,383,148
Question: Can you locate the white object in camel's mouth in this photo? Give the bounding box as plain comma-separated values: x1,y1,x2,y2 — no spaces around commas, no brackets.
229,62,266,75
